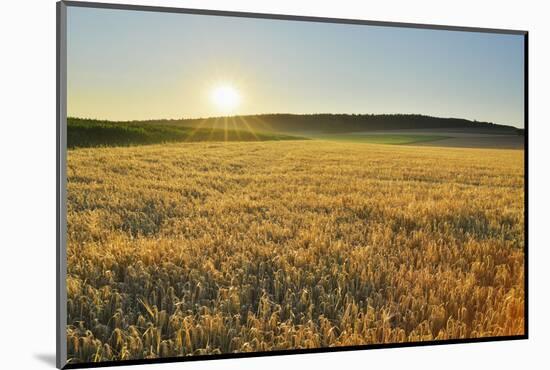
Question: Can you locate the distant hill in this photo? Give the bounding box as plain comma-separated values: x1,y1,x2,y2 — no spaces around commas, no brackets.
68,114,522,148
130,113,521,134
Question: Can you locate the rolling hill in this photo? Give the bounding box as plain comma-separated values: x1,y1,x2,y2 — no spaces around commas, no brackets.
130,113,521,134
67,114,523,149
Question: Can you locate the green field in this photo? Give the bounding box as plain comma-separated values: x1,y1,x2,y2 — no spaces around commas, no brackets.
68,117,523,149
312,134,451,145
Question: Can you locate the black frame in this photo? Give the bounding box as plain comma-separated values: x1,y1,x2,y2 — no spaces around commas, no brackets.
56,1,529,369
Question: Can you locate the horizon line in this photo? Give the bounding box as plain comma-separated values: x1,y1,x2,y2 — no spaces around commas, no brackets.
66,112,523,129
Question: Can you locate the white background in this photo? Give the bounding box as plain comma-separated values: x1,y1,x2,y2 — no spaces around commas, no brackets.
0,0,547,369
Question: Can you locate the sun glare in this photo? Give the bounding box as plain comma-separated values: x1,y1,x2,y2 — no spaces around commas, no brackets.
211,85,241,112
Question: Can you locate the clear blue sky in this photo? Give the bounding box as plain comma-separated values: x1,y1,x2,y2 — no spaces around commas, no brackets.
67,6,525,127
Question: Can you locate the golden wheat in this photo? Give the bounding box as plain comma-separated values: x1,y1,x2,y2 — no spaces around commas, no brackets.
66,140,524,364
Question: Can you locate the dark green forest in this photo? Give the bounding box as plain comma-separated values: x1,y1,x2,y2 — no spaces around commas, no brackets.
101,113,521,134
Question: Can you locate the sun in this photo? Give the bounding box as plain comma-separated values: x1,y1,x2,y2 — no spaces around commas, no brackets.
211,85,241,112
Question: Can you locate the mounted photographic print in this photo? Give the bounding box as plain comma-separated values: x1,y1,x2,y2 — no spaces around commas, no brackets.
56,1,528,368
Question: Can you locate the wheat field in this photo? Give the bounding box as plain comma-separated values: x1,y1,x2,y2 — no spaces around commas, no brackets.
66,140,524,364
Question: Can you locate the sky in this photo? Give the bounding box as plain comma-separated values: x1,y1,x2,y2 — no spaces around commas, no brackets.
67,6,525,128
